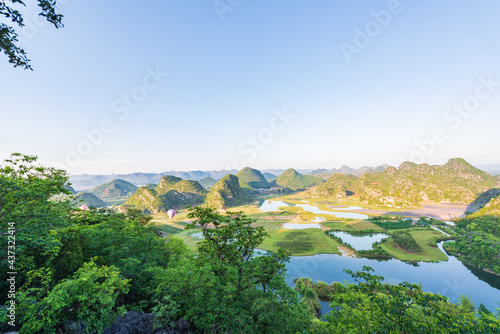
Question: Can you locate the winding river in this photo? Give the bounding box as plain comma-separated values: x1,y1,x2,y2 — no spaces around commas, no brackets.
286,242,500,311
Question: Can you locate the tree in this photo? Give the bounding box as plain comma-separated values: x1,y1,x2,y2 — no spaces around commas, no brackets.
0,153,72,301
319,266,500,333
16,261,130,334
1,0,63,70
152,207,312,333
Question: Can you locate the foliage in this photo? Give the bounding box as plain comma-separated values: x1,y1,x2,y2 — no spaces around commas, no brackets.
370,217,413,229
0,153,71,298
151,207,312,333
17,261,129,334
446,215,500,274
392,231,421,253
1,0,63,69
315,266,500,333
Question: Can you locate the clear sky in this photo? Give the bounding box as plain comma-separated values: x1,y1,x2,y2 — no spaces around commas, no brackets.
1,0,500,174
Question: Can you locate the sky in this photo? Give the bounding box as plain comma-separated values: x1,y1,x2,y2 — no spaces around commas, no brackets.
1,0,500,175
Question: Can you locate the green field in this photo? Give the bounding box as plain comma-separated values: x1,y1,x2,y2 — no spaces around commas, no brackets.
378,229,448,262
151,195,450,261
258,223,341,256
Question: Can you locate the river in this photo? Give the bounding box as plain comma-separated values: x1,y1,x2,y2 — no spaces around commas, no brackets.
286,242,500,311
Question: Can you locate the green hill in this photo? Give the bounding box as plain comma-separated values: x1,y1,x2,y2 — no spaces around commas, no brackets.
311,174,356,198
311,158,499,209
123,176,207,214
91,179,138,198
262,172,277,181
155,176,207,197
122,187,166,214
236,167,271,189
205,174,253,209
155,175,183,195
471,194,500,217
275,169,323,189
198,176,217,190
74,192,106,208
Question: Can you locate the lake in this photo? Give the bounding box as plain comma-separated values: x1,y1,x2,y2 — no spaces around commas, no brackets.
259,200,369,220
330,231,389,250
286,242,500,311
283,223,322,229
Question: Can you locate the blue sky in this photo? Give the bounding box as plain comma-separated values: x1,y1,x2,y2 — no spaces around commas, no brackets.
1,0,500,174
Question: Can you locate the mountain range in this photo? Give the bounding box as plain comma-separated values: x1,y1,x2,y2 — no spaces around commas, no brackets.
68,165,390,191
311,158,499,209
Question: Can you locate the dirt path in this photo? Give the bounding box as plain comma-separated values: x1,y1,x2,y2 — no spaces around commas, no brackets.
338,246,356,258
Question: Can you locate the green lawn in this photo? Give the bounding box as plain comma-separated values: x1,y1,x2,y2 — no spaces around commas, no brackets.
378,229,448,262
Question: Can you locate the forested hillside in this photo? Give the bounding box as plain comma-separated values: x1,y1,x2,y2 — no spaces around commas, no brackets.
312,159,499,208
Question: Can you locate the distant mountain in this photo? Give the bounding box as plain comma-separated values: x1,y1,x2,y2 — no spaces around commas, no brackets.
477,164,500,176
309,164,389,180
123,176,207,214
236,167,271,190
262,172,277,181
311,158,499,209
74,193,106,208
198,177,217,190
276,169,323,189
70,173,164,190
91,179,138,198
205,175,253,209
311,174,357,198
64,184,77,194
69,170,238,190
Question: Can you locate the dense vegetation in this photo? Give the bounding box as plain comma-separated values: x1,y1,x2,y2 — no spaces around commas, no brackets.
295,267,500,333
471,194,500,217
392,231,422,253
0,155,309,333
445,215,500,274
2,154,500,333
312,159,500,208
